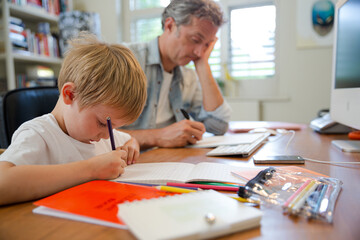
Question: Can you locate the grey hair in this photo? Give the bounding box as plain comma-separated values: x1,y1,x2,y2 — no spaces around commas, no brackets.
161,0,225,30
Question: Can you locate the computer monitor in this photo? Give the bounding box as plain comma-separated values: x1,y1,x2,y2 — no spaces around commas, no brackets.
330,0,360,152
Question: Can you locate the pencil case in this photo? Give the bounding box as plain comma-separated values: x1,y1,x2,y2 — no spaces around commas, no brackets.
237,167,342,223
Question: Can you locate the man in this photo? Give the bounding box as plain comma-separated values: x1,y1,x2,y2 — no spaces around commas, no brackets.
121,0,231,149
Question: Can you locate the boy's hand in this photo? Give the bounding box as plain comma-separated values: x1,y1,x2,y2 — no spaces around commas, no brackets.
88,150,127,180
119,137,140,165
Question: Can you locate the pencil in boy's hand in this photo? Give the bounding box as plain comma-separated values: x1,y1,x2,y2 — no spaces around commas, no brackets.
107,117,116,150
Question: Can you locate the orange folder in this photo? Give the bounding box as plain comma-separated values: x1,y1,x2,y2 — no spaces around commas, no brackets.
33,180,176,226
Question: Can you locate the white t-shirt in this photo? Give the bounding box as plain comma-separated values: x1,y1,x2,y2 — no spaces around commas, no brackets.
0,114,131,166
156,70,175,128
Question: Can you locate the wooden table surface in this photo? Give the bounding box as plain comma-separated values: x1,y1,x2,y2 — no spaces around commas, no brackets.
1,128,360,240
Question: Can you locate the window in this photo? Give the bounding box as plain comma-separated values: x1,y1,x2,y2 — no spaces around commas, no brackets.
229,4,276,80
122,0,276,87
130,17,162,42
129,0,169,10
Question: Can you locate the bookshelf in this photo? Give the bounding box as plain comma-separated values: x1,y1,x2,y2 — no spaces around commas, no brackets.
0,0,72,91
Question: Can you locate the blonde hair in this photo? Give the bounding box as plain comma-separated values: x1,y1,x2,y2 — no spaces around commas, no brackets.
58,32,147,124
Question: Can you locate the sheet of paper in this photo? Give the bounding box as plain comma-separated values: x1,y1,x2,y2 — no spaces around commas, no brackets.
188,162,248,184
188,133,266,148
115,162,195,184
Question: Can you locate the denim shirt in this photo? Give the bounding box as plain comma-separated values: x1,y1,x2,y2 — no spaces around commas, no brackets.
122,38,231,135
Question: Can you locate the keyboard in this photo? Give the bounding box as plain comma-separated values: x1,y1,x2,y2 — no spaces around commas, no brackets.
206,133,270,157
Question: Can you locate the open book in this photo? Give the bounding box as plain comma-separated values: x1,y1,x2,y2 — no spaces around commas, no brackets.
114,162,248,185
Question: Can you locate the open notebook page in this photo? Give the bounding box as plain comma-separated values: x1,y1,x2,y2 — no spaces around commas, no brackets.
187,162,248,184
114,162,195,185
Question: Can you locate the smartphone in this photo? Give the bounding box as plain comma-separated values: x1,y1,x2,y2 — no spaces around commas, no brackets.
252,155,305,164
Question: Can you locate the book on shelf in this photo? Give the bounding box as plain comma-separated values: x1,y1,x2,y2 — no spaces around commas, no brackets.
33,180,176,229
5,16,61,57
8,16,23,26
8,0,69,16
114,162,251,185
16,65,57,88
9,23,25,33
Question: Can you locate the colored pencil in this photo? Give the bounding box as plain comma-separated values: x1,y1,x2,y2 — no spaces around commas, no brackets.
156,185,257,203
115,181,198,190
155,186,197,194
291,181,318,213
166,182,239,191
283,180,311,208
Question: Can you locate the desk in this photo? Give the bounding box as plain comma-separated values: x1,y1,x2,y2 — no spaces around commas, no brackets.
1,128,360,239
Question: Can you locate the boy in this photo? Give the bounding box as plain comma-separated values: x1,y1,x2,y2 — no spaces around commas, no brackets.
0,33,147,206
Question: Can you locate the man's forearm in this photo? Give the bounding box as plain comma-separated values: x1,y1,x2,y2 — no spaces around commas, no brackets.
119,129,159,150
195,61,224,111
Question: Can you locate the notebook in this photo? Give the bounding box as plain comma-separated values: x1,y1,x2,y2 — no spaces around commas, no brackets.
188,132,269,148
117,190,263,240
32,180,176,228
114,162,249,185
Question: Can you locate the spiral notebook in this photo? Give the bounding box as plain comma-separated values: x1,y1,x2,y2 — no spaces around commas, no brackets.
117,190,263,240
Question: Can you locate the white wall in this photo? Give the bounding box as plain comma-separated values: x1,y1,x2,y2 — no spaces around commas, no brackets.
73,0,333,124
265,0,333,124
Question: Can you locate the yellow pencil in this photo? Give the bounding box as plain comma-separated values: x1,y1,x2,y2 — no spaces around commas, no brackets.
155,185,196,194
288,180,317,210
231,196,259,204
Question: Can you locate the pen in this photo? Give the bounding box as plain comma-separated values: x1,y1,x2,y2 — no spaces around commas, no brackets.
319,184,333,214
107,117,116,150
313,184,328,214
180,108,190,120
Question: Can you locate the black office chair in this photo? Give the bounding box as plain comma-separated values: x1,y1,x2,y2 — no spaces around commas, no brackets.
0,87,59,148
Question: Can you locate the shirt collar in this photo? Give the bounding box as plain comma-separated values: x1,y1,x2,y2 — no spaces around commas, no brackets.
147,37,162,65
147,37,184,84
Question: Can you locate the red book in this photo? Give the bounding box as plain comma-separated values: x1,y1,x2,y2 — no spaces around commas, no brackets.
33,180,176,228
